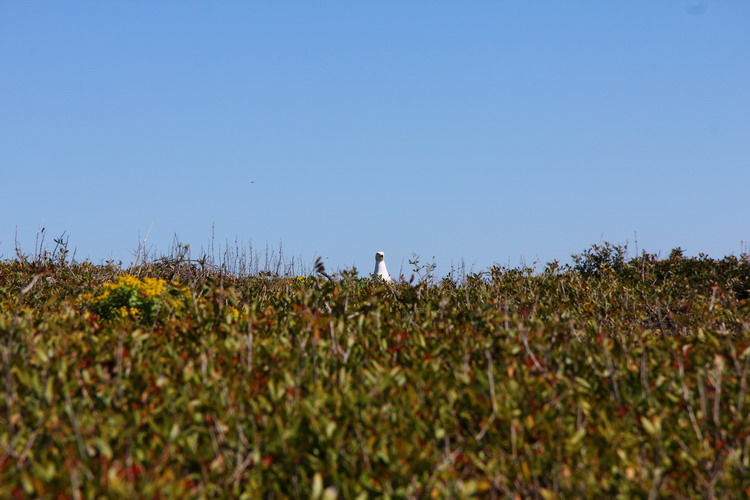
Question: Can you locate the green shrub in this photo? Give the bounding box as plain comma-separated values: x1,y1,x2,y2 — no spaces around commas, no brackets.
86,274,192,323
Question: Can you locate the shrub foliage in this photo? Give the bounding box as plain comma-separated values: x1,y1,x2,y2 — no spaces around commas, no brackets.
0,247,749,498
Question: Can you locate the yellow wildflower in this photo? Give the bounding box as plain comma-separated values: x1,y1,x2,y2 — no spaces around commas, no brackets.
226,306,240,321
140,277,167,297
117,275,142,288
86,274,191,323
118,306,140,318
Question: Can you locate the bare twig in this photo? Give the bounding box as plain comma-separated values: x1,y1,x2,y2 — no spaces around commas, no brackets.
521,330,545,373
677,355,703,442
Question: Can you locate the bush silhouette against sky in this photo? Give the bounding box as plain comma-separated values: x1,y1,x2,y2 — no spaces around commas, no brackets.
1,1,748,271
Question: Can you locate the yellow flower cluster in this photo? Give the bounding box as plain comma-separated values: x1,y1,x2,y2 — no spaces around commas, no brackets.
99,275,167,301
119,306,140,318
83,274,192,322
226,306,241,322
139,277,167,298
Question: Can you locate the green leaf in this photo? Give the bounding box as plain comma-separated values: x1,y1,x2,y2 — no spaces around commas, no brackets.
311,472,323,499
91,437,113,460
640,416,661,436
569,427,586,446
169,423,180,441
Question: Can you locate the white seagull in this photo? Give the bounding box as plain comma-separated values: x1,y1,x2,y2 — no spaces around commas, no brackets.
373,251,394,283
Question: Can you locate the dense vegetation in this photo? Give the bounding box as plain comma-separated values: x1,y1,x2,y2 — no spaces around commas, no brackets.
1,244,749,498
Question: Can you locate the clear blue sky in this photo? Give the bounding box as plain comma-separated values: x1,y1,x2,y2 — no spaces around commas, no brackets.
1,1,748,275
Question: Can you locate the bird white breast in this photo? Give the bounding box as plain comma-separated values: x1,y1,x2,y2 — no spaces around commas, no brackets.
374,253,393,283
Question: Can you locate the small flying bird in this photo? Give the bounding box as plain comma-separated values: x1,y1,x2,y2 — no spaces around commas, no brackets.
373,251,394,283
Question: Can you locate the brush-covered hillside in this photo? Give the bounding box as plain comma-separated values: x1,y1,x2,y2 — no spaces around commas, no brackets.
1,244,749,498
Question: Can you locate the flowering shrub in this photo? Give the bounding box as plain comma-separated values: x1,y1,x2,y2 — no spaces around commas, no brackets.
86,274,192,322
